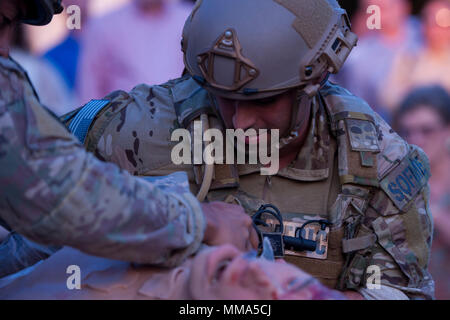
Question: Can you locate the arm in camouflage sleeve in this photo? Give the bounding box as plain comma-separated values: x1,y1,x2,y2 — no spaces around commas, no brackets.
340,163,434,300
355,120,435,299
319,82,434,299
363,181,435,300
0,67,205,267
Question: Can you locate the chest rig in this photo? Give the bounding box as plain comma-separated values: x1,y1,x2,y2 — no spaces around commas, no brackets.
172,78,382,289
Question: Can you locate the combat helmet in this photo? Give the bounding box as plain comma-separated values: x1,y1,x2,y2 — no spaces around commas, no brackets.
182,0,358,100
20,0,63,26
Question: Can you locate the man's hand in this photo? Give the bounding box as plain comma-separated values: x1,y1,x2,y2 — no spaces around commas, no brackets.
201,202,259,251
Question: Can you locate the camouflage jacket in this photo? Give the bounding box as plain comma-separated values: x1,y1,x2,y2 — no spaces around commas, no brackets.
0,56,205,267
63,75,435,299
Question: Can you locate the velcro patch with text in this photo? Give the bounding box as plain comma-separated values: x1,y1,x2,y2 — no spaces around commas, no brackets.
380,149,430,211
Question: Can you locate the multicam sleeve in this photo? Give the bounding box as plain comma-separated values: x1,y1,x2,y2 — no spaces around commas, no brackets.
365,183,435,300
0,70,205,267
25,152,206,267
351,142,435,300
340,186,434,300
354,115,434,299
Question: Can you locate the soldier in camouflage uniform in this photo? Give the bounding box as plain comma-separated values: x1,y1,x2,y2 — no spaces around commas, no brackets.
0,0,256,278
64,0,435,299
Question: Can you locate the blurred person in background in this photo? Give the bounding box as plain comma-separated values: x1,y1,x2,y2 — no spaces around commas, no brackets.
23,0,131,55
333,0,422,122
10,24,73,115
76,0,192,104
23,0,132,108
42,0,89,97
382,0,450,112
88,0,131,16
394,85,450,300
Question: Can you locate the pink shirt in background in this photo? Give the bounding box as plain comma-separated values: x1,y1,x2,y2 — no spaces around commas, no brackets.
76,1,192,105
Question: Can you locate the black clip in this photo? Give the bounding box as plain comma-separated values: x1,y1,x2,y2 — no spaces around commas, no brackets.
260,232,284,258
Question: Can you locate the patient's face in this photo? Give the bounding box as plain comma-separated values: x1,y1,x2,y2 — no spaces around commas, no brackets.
187,245,317,300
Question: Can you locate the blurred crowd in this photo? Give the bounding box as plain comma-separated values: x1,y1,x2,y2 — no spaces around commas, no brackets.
10,0,196,115
6,0,450,299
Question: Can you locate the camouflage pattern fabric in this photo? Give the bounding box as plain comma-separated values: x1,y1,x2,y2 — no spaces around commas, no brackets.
66,76,434,299
0,56,205,269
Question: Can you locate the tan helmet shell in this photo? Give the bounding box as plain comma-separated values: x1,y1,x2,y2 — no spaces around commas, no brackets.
182,0,357,100
20,0,63,26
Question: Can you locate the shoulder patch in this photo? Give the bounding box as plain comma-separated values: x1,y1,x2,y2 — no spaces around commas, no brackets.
171,77,216,128
171,76,203,103
345,118,380,152
380,147,430,211
68,99,110,144
60,106,82,125
319,82,377,132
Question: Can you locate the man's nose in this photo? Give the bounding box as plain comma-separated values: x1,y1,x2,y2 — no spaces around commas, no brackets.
232,101,258,130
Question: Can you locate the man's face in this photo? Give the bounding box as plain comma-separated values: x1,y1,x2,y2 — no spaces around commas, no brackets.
187,245,316,300
216,91,296,141
398,106,449,166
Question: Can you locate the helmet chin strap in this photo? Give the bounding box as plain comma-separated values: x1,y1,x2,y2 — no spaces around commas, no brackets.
276,90,310,150
276,73,330,150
